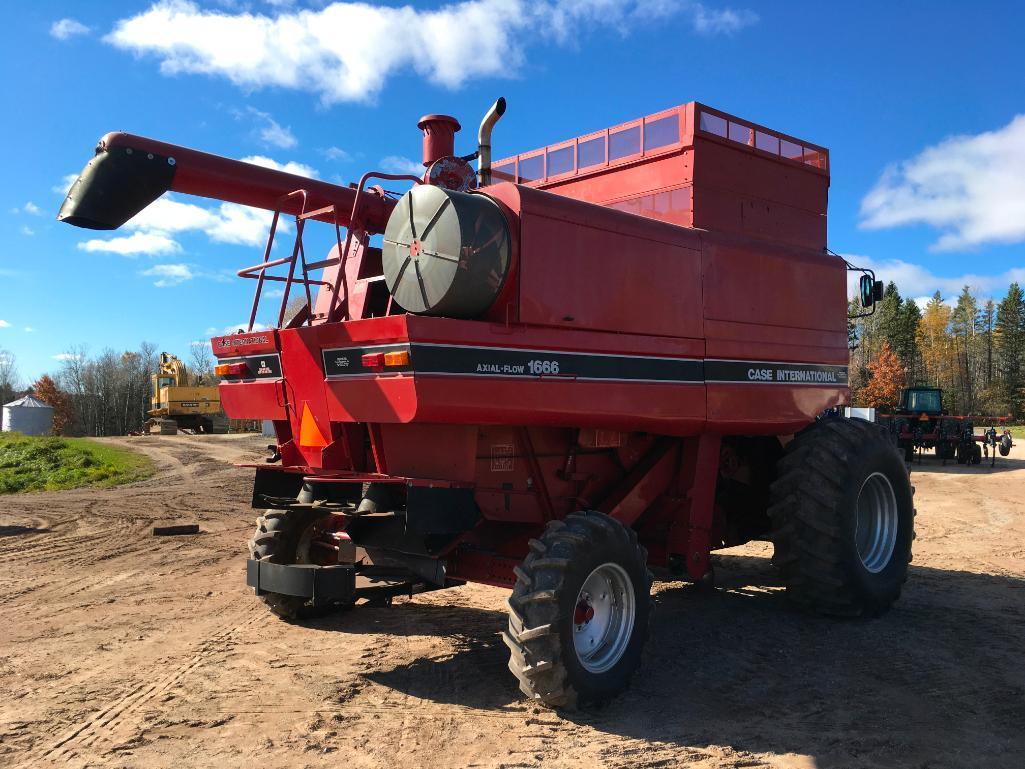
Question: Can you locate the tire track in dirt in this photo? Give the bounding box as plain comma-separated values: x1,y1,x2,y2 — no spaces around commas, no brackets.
15,609,262,768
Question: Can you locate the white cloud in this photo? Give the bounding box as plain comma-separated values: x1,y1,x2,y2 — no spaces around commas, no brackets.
860,114,1025,251
142,263,194,287
321,146,352,162
123,193,282,248
691,5,758,34
844,255,1025,301
240,154,317,178
204,202,281,246
53,173,78,195
378,155,424,176
0,320,10,328
20,226,35,237
22,202,41,215
52,353,83,362
78,231,181,256
238,106,297,149
51,18,91,40
105,1,753,104
24,327,34,333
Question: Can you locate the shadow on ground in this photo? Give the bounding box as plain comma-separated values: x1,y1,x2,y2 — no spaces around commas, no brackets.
337,554,1025,768
0,525,50,537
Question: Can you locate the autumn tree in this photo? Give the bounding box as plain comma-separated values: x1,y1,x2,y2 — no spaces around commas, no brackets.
917,291,953,390
32,374,74,435
860,341,905,409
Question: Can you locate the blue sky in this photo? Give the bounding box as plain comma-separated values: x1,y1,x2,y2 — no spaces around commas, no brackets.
2,0,1025,382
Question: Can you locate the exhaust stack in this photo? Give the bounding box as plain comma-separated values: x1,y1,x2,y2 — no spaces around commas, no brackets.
477,97,506,186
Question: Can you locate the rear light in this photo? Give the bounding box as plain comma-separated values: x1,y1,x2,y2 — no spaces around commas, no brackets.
361,353,385,368
215,362,248,377
384,350,410,367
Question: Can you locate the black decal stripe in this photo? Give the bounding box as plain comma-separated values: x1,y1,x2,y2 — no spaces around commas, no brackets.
410,344,703,383
219,353,282,381
705,360,848,385
323,344,411,378
319,343,847,386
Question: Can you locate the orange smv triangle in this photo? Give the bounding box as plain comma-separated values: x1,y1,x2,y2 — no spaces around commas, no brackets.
298,403,329,448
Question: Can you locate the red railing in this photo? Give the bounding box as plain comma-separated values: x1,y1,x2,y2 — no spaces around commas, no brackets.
238,172,422,331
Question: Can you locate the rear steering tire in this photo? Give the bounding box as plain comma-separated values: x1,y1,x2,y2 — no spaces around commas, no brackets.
769,418,915,617
503,511,652,708
248,508,351,620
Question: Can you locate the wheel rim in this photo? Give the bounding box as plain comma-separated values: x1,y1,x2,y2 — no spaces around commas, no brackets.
294,519,335,566
572,562,636,674
854,472,899,573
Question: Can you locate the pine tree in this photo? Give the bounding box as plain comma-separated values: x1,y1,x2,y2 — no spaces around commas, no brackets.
951,286,980,412
897,298,922,383
995,283,1025,418
982,298,996,388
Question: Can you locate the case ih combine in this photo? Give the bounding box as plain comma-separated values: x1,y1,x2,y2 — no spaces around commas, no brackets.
59,99,915,707
878,386,1014,466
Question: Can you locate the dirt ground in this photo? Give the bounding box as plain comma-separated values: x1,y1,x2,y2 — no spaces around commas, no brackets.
1,435,1023,769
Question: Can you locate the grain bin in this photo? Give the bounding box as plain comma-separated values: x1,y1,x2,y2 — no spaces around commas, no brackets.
2,395,55,436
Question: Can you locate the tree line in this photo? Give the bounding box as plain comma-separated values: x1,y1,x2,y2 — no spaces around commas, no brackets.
0,343,218,436
850,282,1025,418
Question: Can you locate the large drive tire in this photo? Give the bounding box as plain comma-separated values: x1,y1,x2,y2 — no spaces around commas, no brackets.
503,511,652,708
769,418,915,617
248,509,348,620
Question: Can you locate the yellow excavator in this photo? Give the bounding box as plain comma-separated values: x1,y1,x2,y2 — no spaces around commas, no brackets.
145,352,228,435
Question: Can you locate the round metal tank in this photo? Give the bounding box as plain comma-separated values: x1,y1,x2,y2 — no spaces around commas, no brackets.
382,185,511,317
2,396,54,436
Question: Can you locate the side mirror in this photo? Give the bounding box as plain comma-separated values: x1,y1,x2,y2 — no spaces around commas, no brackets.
859,274,877,308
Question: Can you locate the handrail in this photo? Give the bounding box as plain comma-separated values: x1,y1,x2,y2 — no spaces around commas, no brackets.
327,172,423,323
238,172,422,330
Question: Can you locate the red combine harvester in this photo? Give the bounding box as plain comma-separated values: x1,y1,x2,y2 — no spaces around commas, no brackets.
59,99,913,707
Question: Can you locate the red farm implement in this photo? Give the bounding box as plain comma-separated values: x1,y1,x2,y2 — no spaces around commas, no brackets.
877,386,1014,467
59,98,914,707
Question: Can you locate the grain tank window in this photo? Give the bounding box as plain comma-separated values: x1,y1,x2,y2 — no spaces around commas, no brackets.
698,111,727,137
643,114,679,151
518,153,544,182
609,125,640,161
728,121,752,145
546,145,574,176
492,161,516,183
755,131,779,154
578,135,606,168
780,139,803,160
803,148,826,169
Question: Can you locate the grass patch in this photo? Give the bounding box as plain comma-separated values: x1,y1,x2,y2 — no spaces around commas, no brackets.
0,433,154,494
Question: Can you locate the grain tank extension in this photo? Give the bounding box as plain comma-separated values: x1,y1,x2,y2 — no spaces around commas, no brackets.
60,100,913,707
